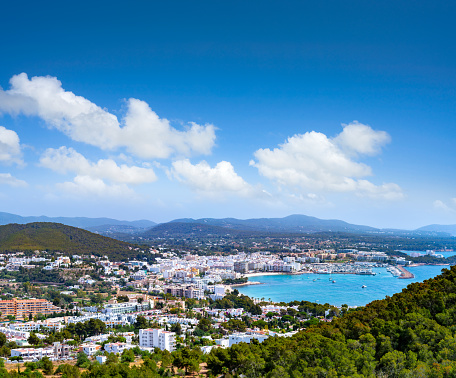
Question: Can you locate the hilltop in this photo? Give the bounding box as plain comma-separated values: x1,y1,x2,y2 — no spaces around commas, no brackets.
0,222,138,260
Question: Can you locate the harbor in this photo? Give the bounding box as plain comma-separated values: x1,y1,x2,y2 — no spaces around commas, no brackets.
386,265,415,279
312,262,377,276
237,265,447,307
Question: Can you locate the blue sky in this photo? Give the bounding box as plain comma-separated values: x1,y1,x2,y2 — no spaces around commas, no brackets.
0,0,455,228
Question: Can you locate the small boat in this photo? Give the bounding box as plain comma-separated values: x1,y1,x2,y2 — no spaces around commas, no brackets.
332,280,336,283
362,285,367,288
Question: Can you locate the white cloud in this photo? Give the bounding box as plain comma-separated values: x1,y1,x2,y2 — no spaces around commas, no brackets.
171,159,254,196
434,199,456,212
0,173,27,187
0,126,23,165
433,200,450,211
250,123,403,200
355,180,403,200
334,121,391,156
57,175,136,198
40,146,157,184
122,99,216,159
0,73,216,159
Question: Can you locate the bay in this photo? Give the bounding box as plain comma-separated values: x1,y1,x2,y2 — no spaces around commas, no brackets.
237,265,449,307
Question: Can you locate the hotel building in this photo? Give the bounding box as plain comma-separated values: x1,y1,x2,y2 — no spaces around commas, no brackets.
0,298,63,318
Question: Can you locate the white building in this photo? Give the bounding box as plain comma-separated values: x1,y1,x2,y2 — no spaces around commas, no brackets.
228,332,269,347
103,301,150,314
11,347,54,360
211,285,227,300
96,355,107,364
139,328,176,352
80,343,101,356
104,342,135,354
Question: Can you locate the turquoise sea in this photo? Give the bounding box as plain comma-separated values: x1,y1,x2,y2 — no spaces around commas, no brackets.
237,265,450,307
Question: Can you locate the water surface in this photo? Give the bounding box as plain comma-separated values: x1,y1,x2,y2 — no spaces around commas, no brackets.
237,265,449,307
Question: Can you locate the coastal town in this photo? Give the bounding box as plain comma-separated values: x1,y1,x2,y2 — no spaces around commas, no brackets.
0,243,422,369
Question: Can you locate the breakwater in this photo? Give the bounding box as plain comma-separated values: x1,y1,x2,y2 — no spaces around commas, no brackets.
397,265,414,279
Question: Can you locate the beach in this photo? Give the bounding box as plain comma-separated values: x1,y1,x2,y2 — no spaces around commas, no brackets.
243,271,306,278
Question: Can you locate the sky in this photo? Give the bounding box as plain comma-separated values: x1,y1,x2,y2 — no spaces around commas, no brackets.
0,0,456,229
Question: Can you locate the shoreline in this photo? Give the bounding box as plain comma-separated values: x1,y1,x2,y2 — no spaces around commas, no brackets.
243,272,307,278
230,281,263,287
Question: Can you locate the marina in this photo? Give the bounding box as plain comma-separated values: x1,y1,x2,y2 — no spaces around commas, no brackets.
312,262,378,276
237,265,449,307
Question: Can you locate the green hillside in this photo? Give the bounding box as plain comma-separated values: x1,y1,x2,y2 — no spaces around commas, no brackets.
0,222,135,259
207,265,456,377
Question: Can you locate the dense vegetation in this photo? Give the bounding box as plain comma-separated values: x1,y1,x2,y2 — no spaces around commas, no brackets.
211,291,262,315
205,265,456,377
0,223,137,261
142,222,256,238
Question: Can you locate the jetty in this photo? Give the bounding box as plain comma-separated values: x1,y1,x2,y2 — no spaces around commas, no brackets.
397,265,414,279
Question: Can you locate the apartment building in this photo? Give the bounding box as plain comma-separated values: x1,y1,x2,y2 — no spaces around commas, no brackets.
104,342,135,354
9,320,65,333
0,298,63,318
11,347,54,360
79,343,101,356
53,342,71,359
103,301,151,314
139,328,176,352
233,261,249,273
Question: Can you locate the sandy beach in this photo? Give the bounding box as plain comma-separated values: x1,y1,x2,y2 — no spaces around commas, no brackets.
243,271,309,278
243,272,288,278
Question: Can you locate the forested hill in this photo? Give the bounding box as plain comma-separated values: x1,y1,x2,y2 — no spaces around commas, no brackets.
208,265,456,377
0,222,136,259
141,222,255,238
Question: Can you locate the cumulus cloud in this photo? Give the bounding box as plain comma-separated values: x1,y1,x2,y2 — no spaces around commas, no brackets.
433,199,456,212
171,159,254,196
250,123,403,200
57,175,136,198
40,146,157,184
0,173,27,187
122,99,216,159
334,121,391,156
0,73,216,159
0,126,23,165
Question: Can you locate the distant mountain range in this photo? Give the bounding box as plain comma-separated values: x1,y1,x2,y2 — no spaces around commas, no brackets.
0,212,156,234
1,211,455,237
169,214,377,233
416,224,456,237
142,222,253,238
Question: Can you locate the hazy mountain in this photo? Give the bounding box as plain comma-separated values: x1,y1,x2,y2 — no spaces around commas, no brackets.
416,224,456,236
0,212,156,232
142,222,252,238
169,214,377,233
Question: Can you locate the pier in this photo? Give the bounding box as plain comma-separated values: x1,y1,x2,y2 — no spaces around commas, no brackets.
397,265,414,279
